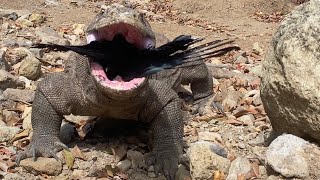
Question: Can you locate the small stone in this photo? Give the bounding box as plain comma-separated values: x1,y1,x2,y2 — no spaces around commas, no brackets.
234,54,248,64
29,48,44,59
70,169,87,179
7,47,31,65
60,121,75,144
175,164,191,180
188,141,230,179
237,114,255,126
16,18,34,28
3,173,25,180
252,42,263,55
7,12,18,21
127,150,145,169
72,24,85,35
222,90,242,112
0,126,20,142
198,131,222,143
21,106,32,129
0,70,25,91
3,88,35,103
20,158,62,176
147,172,156,178
44,0,59,6
19,57,41,80
28,14,45,24
248,132,265,146
209,58,223,65
226,156,251,180
35,27,69,45
116,159,132,172
0,49,10,71
237,142,246,149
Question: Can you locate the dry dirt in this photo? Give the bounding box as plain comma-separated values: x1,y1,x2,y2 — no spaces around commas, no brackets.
0,0,300,49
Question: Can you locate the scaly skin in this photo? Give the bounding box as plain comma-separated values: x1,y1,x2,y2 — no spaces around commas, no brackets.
17,3,213,179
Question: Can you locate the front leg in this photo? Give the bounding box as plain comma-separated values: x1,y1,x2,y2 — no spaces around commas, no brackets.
16,87,68,163
143,83,183,180
16,70,96,163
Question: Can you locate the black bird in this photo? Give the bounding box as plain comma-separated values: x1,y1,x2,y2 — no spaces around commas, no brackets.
33,34,240,80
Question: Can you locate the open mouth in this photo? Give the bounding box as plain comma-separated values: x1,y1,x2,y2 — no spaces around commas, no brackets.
86,23,155,91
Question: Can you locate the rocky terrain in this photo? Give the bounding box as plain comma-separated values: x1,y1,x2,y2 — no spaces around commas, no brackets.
1,0,319,180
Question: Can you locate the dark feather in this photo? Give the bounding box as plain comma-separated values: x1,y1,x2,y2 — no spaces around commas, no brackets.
32,34,240,80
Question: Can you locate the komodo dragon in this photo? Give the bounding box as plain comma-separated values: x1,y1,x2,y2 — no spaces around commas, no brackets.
17,3,227,179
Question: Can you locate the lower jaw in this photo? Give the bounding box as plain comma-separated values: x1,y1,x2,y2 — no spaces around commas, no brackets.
90,62,146,91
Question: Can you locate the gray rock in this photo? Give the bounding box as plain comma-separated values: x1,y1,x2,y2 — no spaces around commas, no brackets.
238,114,255,126
21,106,32,130
20,158,62,176
248,132,265,146
127,150,145,169
7,47,31,65
0,70,25,91
175,165,191,180
116,159,132,172
16,18,34,28
252,42,263,55
3,88,35,103
226,156,251,180
261,0,320,141
266,134,313,178
188,141,230,180
60,121,75,144
35,27,69,45
0,126,20,143
234,52,248,64
19,56,41,80
221,90,242,111
198,131,222,143
29,48,44,59
0,50,10,71
28,14,45,24
3,173,25,180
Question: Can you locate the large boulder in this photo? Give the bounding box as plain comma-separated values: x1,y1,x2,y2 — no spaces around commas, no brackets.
261,0,320,141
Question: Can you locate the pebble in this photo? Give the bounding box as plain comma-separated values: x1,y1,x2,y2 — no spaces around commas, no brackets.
20,157,62,176
29,14,45,24
19,56,41,80
0,49,10,71
0,126,20,143
3,88,35,103
226,156,251,180
127,150,145,169
188,141,230,179
116,159,132,172
238,114,255,126
0,70,25,91
198,131,222,143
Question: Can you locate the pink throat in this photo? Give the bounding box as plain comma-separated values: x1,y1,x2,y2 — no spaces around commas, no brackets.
90,62,145,90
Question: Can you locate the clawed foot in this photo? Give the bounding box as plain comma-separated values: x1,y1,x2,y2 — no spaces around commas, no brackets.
16,136,69,165
145,151,180,180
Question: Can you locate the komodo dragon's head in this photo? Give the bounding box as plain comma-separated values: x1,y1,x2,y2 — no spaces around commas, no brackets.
86,3,155,93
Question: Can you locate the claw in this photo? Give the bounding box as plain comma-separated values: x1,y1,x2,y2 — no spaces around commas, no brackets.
32,147,37,161
16,153,27,165
54,141,69,151
49,150,60,161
